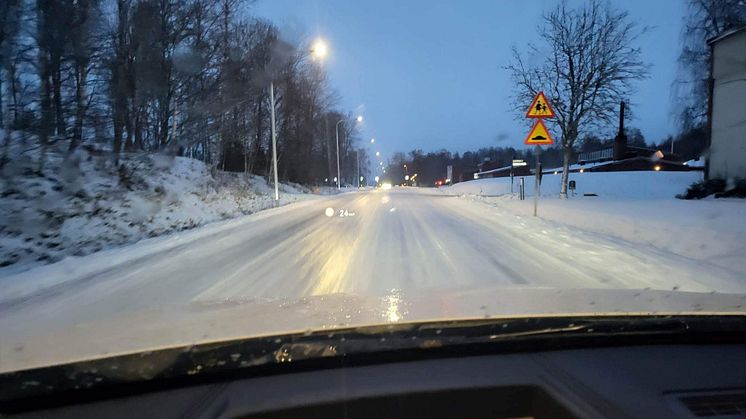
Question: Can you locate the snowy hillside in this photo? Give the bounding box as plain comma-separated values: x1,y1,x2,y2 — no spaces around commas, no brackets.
0,144,318,273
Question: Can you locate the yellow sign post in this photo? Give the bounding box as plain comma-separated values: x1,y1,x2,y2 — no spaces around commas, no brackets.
523,92,556,216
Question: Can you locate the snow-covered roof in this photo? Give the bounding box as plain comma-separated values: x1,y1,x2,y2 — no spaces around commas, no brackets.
707,26,746,45
684,158,705,168
544,160,612,172
477,164,513,175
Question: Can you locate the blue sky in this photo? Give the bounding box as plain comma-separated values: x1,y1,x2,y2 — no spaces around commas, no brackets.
253,0,684,159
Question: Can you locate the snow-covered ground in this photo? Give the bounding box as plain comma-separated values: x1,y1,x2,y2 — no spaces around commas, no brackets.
448,170,703,198
0,142,319,274
442,171,746,275
1,187,745,372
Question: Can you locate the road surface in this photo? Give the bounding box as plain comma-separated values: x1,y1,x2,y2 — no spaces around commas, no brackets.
1,187,744,371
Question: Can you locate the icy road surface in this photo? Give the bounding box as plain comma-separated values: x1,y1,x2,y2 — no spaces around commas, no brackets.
1,187,745,372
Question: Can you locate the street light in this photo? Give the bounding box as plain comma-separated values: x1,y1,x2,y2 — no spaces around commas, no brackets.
310,38,328,60
269,82,279,201
370,138,375,144
335,115,363,189
375,151,380,156
269,40,329,201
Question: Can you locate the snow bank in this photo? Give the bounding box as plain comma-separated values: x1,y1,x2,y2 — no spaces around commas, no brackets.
443,171,746,275
444,170,704,199
0,145,318,274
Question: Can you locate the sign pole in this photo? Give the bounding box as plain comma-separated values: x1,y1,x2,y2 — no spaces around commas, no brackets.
534,145,541,217
524,91,554,216
510,168,514,194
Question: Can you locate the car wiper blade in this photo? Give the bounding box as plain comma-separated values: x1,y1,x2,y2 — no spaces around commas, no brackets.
1,315,745,413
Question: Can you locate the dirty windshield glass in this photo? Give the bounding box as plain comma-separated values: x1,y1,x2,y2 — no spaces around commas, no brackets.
1,0,745,374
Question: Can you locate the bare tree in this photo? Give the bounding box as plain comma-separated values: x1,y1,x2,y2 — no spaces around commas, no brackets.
675,0,746,130
3,0,353,186
68,0,103,151
506,0,648,198
109,0,133,163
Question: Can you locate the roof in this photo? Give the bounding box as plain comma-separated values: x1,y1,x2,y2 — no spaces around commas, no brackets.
707,26,746,45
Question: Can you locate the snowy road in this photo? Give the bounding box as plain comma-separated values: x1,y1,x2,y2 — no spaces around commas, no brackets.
1,187,744,372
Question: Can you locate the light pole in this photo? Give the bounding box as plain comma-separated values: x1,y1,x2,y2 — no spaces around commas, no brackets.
268,38,328,201
335,115,363,190
356,149,360,188
269,81,279,201
335,119,344,190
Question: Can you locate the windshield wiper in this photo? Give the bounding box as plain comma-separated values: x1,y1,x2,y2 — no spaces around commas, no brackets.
2,315,745,413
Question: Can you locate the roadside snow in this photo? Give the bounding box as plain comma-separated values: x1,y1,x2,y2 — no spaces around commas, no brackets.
0,145,319,274
442,171,746,275
446,170,703,198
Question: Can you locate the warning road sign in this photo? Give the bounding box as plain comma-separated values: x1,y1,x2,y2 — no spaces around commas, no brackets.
524,119,554,145
525,91,555,118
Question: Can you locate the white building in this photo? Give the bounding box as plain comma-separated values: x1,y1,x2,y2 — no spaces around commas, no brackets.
708,27,746,181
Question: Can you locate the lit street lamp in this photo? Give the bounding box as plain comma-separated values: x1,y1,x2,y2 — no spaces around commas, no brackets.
269,39,328,201
311,39,328,60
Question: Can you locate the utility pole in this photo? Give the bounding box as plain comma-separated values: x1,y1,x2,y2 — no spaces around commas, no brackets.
269,81,279,201
335,119,343,190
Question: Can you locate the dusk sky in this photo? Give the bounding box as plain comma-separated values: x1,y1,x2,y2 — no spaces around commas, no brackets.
254,0,684,160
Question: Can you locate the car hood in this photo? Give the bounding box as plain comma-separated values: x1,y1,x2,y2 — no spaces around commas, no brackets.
1,286,744,374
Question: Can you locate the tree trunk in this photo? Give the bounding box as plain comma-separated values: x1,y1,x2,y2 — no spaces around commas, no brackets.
38,43,52,171
70,63,86,151
113,116,123,163
559,147,571,198
158,95,170,149
9,60,19,127
134,106,143,150
52,63,64,138
0,72,4,131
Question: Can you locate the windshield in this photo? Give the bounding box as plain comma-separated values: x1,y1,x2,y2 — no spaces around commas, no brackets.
1,0,745,375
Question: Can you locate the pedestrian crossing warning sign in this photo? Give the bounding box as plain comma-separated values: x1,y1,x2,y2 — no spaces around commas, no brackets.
525,91,555,118
524,119,554,145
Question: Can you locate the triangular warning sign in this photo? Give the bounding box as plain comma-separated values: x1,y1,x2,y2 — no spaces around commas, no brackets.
526,91,555,118
524,119,554,145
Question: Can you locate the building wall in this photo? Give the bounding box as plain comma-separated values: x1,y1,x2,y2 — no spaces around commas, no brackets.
709,29,746,180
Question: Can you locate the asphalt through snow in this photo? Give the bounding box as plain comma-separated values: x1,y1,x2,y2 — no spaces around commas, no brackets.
3,187,744,314
1,187,744,372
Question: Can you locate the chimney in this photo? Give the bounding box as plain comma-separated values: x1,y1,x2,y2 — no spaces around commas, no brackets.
613,100,627,160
